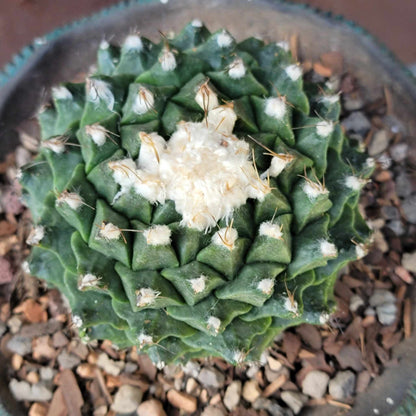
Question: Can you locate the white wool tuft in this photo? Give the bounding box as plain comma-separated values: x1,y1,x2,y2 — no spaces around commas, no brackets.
52,86,73,100
276,41,289,51
316,120,334,137
133,171,166,204
143,225,171,246
233,350,245,364
284,297,298,314
87,79,115,110
258,278,274,295
320,240,337,257
206,105,237,135
356,244,367,259
42,138,66,154
269,155,291,176
99,40,109,49
320,95,339,105
191,19,203,27
207,316,221,334
302,180,328,200
136,288,161,307
160,48,177,71
85,124,108,146
98,222,121,240
133,87,155,115
108,158,139,191
285,64,302,81
365,157,375,168
228,58,246,79
212,227,238,250
137,333,153,349
345,175,365,191
78,274,101,290
138,132,167,173
156,361,165,370
319,312,330,324
217,30,233,48
26,225,45,246
188,275,207,294
56,191,84,210
259,222,283,240
195,82,219,112
264,97,286,120
123,34,143,51
72,315,83,328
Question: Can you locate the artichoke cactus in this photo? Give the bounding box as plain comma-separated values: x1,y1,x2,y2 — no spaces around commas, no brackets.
20,21,373,366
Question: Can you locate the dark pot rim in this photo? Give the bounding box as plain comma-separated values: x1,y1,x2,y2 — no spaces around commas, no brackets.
0,1,415,416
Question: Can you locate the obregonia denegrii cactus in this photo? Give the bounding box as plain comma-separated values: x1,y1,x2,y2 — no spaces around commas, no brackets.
20,22,373,366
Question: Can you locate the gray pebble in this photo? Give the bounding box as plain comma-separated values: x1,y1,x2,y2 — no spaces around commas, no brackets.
349,294,365,313
390,143,408,162
7,336,32,356
402,194,416,224
111,385,143,414
198,367,225,389
223,380,241,411
96,352,125,376
342,112,372,136
302,370,330,399
253,397,292,416
0,322,6,337
163,363,182,379
386,220,405,236
402,251,416,274
182,360,200,378
381,206,400,221
9,379,53,402
369,289,396,307
39,366,56,381
376,303,397,326
246,364,259,378
281,391,309,414
343,95,364,112
57,350,81,369
369,130,390,156
329,370,356,399
201,406,226,416
124,362,138,374
7,316,22,334
396,173,413,198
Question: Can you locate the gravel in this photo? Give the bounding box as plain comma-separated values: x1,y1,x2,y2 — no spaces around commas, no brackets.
223,380,241,411
6,335,32,355
341,111,372,136
57,350,81,369
402,251,416,273
281,391,309,414
402,194,416,223
197,367,225,389
111,385,143,414
301,370,330,399
376,302,397,326
368,130,390,156
9,379,53,402
328,370,356,399
242,379,262,403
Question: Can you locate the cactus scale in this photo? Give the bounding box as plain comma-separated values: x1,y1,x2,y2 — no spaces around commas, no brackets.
20,22,373,366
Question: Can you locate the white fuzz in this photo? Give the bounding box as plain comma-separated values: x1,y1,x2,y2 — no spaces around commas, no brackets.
99,40,109,49
78,274,101,290
108,158,139,191
316,120,334,137
52,86,72,100
320,95,339,105
284,297,298,314
365,157,375,168
207,316,221,334
72,315,83,328
206,104,237,135
138,132,167,172
98,222,121,240
188,275,207,294
136,288,161,307
228,58,246,79
137,333,153,349
133,87,155,115
56,191,84,210
21,261,30,274
258,278,274,295
195,82,219,112
42,138,65,154
85,124,107,146
276,41,289,51
143,225,171,246
233,350,245,364
319,312,330,324
302,180,328,199
212,227,238,250
26,225,45,245
87,79,115,110
345,175,366,191
160,48,176,71
191,19,203,27
270,155,291,176
356,243,367,259
156,361,166,370
259,222,283,240
133,172,166,204
123,34,143,51
264,97,286,120
285,64,302,81
320,240,338,257
217,30,233,48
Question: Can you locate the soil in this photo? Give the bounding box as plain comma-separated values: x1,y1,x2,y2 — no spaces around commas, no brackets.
0,51,415,416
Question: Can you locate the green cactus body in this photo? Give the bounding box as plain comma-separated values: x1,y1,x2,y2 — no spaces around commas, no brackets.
21,22,373,366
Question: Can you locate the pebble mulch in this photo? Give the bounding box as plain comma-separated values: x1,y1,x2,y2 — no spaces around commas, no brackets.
0,51,415,416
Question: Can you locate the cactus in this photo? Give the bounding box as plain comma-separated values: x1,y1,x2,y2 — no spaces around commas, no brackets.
20,21,373,366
